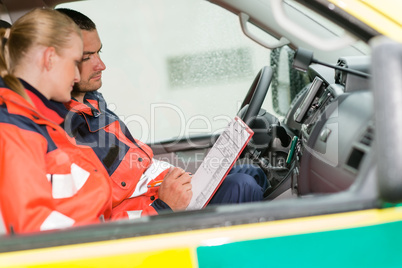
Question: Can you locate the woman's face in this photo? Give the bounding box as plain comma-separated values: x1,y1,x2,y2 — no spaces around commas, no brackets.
49,33,83,102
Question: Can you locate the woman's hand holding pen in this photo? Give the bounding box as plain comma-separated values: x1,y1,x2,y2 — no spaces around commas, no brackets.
158,167,193,211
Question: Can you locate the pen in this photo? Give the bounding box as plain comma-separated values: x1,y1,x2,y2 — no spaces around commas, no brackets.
147,181,163,188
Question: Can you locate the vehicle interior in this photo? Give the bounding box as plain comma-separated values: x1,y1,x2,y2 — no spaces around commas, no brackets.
1,0,400,252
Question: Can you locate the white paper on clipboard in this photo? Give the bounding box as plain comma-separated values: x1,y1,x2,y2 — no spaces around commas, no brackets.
186,116,253,210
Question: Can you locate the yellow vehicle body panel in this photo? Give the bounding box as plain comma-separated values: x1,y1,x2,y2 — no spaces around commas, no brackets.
329,0,402,42
1,207,402,268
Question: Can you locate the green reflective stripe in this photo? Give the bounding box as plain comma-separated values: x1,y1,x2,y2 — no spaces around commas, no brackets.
197,220,402,268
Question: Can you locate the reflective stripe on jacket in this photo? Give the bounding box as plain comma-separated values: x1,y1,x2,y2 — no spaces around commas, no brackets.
0,84,113,234
64,92,170,219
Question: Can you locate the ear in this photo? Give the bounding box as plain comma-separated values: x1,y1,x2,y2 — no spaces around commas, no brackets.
43,46,56,71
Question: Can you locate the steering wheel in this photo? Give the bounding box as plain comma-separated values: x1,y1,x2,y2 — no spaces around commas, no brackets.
238,66,273,127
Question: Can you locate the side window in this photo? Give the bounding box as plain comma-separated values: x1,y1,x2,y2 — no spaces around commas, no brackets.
57,0,302,143
268,46,309,117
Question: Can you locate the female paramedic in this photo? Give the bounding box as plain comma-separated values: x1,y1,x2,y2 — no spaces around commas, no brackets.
0,8,116,234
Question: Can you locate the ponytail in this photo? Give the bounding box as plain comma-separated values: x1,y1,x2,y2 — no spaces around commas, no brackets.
0,27,30,101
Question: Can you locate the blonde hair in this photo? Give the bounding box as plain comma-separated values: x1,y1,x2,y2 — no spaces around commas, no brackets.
0,8,82,100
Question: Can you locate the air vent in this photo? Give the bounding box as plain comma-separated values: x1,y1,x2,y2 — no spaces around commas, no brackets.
335,59,347,85
360,125,374,147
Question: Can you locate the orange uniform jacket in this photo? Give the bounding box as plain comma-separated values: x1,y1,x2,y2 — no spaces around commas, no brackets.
64,92,171,219
0,81,113,234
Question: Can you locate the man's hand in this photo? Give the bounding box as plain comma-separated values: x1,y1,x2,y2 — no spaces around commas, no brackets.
158,167,192,211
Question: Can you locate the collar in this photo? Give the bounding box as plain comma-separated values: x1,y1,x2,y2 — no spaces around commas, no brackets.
65,91,104,117
64,91,119,131
20,79,68,125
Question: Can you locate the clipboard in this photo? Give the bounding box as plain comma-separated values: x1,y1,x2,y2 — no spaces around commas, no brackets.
186,116,254,210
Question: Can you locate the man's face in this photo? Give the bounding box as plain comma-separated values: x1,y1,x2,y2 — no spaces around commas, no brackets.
73,29,106,94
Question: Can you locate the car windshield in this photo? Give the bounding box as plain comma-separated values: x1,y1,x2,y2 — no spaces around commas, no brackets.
57,0,369,143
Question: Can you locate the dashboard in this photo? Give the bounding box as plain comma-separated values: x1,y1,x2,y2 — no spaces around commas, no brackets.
284,56,374,196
